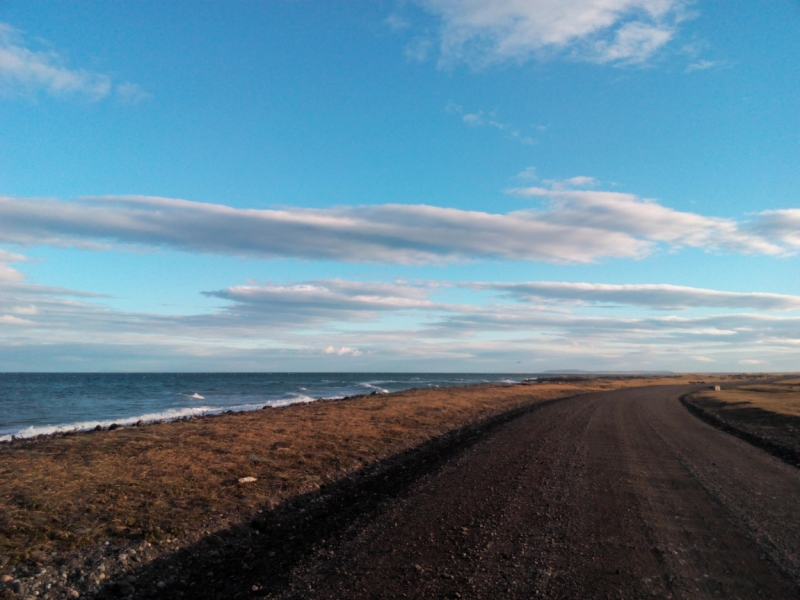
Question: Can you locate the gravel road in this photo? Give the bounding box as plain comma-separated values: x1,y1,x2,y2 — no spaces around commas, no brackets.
273,384,800,599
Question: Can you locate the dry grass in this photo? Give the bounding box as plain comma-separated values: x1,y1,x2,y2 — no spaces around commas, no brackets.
0,374,757,562
695,380,800,418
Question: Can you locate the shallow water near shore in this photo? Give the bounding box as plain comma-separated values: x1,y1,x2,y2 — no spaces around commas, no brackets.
0,372,539,441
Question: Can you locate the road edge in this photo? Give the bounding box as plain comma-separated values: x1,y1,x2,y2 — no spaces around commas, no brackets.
680,393,800,469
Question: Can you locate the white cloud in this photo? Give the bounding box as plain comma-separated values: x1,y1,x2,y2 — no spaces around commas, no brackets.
508,186,785,255
406,37,433,61
325,345,362,356
0,248,26,282
447,102,535,144
205,279,436,324
480,282,800,311
10,304,38,315
516,166,539,180
739,359,764,365
385,13,412,31
685,59,720,73
0,314,33,325
591,20,673,64
753,209,800,251
2,190,796,265
543,175,599,189
115,82,152,105
0,23,146,101
3,263,800,371
0,194,646,264
692,355,715,363
414,0,686,66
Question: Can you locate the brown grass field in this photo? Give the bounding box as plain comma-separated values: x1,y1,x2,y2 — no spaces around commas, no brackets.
693,379,800,417
0,374,762,564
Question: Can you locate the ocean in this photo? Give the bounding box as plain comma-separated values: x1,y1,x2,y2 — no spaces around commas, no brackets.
0,372,538,442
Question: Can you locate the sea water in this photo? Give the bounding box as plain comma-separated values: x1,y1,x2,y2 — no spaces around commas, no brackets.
0,373,538,442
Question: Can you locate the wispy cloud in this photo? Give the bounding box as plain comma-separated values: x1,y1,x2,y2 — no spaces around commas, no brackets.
325,345,362,357
507,185,787,256
447,102,534,144
205,279,436,325
0,23,147,102
413,0,688,67
685,58,721,73
1,190,798,265
478,282,800,311
692,355,715,362
3,258,800,371
0,249,26,282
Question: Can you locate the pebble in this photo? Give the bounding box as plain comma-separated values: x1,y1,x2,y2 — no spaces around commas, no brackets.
238,477,257,484
116,579,135,596
0,574,12,583
67,590,80,599
156,581,166,589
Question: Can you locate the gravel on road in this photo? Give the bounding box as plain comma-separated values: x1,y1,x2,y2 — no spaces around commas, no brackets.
271,385,800,599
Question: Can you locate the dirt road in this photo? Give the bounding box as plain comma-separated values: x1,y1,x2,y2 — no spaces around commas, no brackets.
271,385,800,599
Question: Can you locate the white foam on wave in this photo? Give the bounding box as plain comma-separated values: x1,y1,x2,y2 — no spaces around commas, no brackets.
188,392,205,400
0,405,218,442
360,383,389,394
0,394,346,443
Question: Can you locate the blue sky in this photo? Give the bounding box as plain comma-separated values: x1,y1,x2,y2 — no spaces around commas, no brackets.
1,0,799,371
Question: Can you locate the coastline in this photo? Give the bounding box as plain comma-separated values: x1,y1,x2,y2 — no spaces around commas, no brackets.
0,373,530,444
0,374,757,598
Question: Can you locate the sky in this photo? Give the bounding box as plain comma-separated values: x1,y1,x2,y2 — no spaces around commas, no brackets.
1,0,799,372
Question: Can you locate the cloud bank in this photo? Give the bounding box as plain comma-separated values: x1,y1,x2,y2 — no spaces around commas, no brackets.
206,280,436,324
3,251,800,371
1,191,797,264
479,282,800,311
415,0,687,66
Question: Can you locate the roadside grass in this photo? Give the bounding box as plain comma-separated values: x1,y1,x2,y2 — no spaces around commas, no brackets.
696,380,800,418
0,374,748,563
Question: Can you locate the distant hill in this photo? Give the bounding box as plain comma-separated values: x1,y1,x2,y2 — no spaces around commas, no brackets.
544,370,674,375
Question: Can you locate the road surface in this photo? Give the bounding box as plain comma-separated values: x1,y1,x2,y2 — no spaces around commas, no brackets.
272,384,800,599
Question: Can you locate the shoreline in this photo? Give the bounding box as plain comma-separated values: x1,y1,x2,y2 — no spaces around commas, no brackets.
0,384,504,445
0,375,538,444
0,374,767,599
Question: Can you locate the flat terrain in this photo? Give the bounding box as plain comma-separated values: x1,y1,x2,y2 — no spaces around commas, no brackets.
1,375,792,599
694,379,800,417
263,384,800,599
686,380,800,467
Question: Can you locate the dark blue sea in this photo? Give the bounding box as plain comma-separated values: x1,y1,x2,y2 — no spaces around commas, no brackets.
0,373,539,441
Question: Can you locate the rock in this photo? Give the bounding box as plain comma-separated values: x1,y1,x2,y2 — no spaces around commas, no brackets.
156,581,166,589
0,575,11,583
94,425,102,431
11,581,22,594
109,424,120,430
238,477,257,484
0,556,8,567
66,589,80,599
135,420,143,427
114,579,135,596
